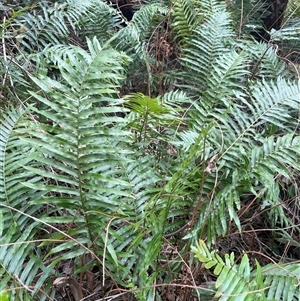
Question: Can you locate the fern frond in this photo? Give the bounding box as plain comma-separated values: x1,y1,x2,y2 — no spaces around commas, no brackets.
263,262,300,301
10,38,174,293
0,107,53,300
249,78,300,129
26,37,132,209
186,77,300,242
272,20,300,41
200,0,227,16
115,3,168,56
13,3,69,54
179,8,235,96
241,42,288,79
124,92,180,139
73,0,123,43
192,239,266,301
171,0,202,45
206,134,300,241
204,78,300,162
193,240,300,301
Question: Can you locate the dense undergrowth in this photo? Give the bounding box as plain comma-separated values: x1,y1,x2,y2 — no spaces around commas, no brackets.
0,0,300,300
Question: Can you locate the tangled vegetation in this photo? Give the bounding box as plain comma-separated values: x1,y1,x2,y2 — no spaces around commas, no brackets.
0,0,300,300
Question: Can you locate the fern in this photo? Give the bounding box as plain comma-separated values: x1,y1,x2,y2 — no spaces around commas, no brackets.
192,239,300,301
171,0,202,45
0,36,181,299
179,9,236,96
113,3,169,94
73,0,124,44
170,0,300,246
1,37,133,298
241,42,288,79
0,107,53,300
1,1,300,300
115,3,168,54
13,2,69,54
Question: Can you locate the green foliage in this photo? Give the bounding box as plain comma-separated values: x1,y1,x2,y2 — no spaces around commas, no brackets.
10,0,119,55
0,291,9,301
0,36,179,299
0,107,53,300
171,0,300,245
0,0,300,300
24,37,137,284
114,2,168,55
0,0,126,106
124,92,180,141
113,2,169,94
171,0,202,45
270,0,300,46
226,0,267,38
192,240,300,301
